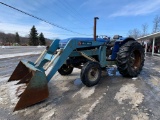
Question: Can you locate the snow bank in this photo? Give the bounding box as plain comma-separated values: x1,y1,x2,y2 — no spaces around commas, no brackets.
0,51,41,59
1,46,13,49
37,45,46,48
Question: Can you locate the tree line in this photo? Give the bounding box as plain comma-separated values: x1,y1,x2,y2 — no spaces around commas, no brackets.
0,25,46,46
128,15,160,39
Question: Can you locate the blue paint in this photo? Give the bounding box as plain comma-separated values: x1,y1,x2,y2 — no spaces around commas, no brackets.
59,37,110,48
111,42,120,60
111,37,135,60
19,36,135,83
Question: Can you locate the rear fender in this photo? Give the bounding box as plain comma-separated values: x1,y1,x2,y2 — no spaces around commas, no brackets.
120,37,135,45
111,37,135,60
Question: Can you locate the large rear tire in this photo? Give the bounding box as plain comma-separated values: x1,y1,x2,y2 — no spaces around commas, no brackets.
116,41,144,77
81,62,101,87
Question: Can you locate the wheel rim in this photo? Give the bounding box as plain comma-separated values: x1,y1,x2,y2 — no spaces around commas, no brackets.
130,50,141,70
88,67,99,81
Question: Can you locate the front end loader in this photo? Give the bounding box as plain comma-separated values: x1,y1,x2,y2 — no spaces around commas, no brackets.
7,17,145,111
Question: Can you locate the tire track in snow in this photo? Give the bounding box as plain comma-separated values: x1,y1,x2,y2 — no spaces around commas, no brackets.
71,87,109,120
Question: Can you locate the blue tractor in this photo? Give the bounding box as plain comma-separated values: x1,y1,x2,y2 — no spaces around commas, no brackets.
8,17,145,111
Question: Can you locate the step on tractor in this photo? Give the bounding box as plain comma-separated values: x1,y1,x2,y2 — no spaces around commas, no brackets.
8,17,144,111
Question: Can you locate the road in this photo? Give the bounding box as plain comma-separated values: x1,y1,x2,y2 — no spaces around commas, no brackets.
0,47,160,120
0,46,45,55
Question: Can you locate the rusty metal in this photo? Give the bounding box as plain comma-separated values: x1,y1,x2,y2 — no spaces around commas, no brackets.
8,61,49,111
131,50,141,69
17,71,33,84
14,85,49,111
94,17,99,41
13,71,49,111
79,52,96,62
8,61,30,81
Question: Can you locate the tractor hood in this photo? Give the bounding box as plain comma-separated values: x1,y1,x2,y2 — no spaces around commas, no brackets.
59,37,110,48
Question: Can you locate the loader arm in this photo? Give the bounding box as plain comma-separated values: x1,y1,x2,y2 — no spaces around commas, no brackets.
40,38,109,81
9,37,108,83
45,39,76,82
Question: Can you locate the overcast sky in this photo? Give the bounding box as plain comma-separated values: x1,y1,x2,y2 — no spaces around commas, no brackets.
0,0,160,39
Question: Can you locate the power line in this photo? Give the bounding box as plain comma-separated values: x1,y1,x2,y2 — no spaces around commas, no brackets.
52,1,89,27
62,0,92,25
57,0,92,26
38,2,88,29
0,2,92,36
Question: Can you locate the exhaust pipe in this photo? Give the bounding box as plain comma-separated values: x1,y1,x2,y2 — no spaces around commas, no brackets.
94,17,99,41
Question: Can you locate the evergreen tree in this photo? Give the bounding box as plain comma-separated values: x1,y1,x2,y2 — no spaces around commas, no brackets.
15,32,20,44
29,25,38,46
39,33,46,45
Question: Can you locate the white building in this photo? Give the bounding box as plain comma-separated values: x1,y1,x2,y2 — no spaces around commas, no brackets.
137,32,160,56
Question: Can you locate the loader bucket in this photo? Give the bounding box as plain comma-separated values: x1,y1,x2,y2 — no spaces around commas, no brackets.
8,60,49,111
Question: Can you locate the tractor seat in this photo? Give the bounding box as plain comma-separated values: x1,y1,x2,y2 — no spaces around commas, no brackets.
113,35,122,39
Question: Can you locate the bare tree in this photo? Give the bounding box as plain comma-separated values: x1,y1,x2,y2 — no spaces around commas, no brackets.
153,15,160,33
128,28,141,39
142,23,148,36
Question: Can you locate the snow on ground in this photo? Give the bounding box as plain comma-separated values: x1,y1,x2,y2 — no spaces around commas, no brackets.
73,94,104,120
0,78,27,109
0,76,10,82
1,46,45,49
8,81,27,108
1,46,13,49
39,109,56,120
72,87,109,120
132,111,149,120
73,86,96,99
0,84,8,105
0,51,41,59
37,46,46,48
114,83,144,107
114,83,149,120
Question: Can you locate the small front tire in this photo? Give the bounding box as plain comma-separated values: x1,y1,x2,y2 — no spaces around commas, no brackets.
81,62,101,87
